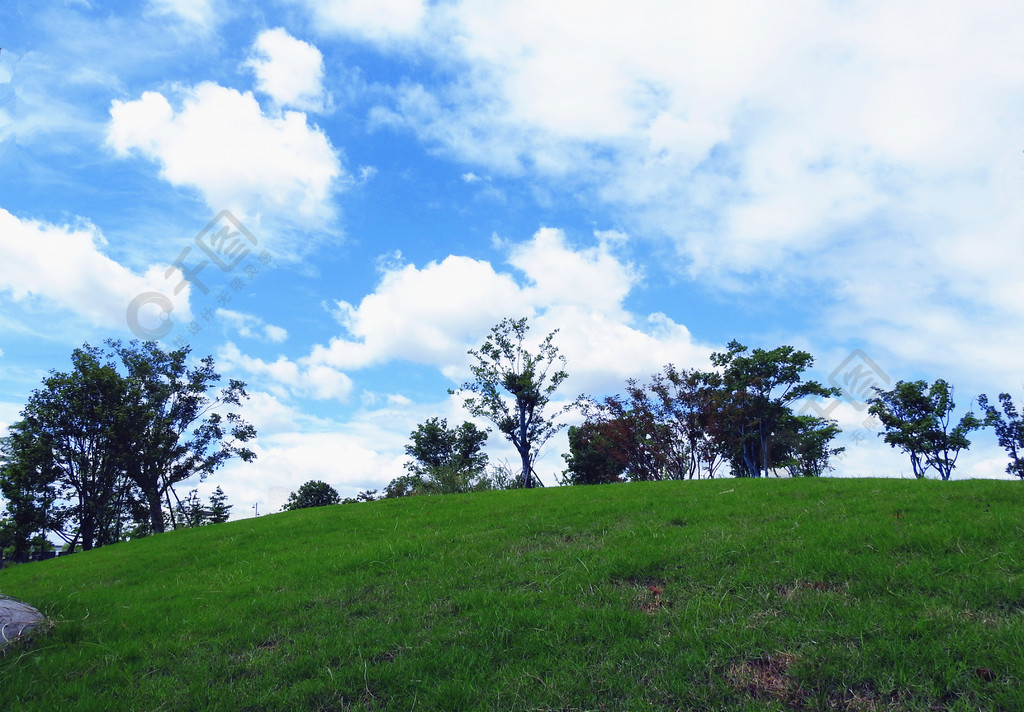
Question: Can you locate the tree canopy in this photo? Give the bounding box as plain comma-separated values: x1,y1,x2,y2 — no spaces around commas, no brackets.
452,317,577,488
978,392,1024,479
0,340,255,552
868,379,980,480
282,480,341,510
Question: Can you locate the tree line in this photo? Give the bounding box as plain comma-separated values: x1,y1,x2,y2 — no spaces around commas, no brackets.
6,320,1024,539
372,318,1024,500
0,340,253,562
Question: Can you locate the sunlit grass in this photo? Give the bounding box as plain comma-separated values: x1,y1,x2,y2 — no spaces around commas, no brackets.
2,478,1022,711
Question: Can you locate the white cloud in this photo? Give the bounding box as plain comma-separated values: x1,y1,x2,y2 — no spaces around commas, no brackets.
361,0,1024,410
0,208,191,330
107,82,344,228
246,28,326,112
216,308,288,343
310,254,527,370
293,0,427,43
218,342,353,402
306,228,711,393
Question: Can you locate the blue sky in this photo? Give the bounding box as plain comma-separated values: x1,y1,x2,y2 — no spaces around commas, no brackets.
2,0,1024,513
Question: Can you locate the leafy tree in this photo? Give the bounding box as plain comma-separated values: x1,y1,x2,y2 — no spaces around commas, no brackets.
342,489,379,504
172,489,208,528
778,415,845,477
384,418,496,496
452,317,576,488
561,422,626,485
978,393,1024,479
648,365,726,479
868,379,981,480
2,344,133,551
405,418,490,493
587,381,681,481
113,340,256,534
710,341,841,477
382,474,424,499
0,341,256,550
0,427,60,561
282,480,341,510
208,486,232,524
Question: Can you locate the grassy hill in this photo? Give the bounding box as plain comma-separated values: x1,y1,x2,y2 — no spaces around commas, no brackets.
1,478,1022,711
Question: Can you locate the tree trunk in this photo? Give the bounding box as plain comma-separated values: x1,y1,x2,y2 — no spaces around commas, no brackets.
147,485,166,534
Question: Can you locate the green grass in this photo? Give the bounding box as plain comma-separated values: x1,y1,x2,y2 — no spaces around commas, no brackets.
2,478,1023,711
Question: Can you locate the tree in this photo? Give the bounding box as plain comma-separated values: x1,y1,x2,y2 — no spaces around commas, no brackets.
978,393,1024,479
778,415,845,477
561,421,626,485
648,365,726,479
2,344,134,551
868,379,981,480
172,489,208,528
0,428,59,562
0,341,256,550
208,486,232,524
587,381,681,481
452,317,576,488
113,340,256,534
403,418,490,494
710,341,841,477
282,480,341,510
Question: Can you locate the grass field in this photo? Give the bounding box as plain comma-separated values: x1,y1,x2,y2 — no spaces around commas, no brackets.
1,478,1022,711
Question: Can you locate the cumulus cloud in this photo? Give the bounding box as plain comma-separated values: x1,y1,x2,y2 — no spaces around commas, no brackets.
107,82,344,227
218,342,353,402
360,0,1024,407
0,208,191,330
246,28,326,112
305,228,710,393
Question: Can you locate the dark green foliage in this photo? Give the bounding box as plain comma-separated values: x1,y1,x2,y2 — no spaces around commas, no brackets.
111,340,256,534
710,340,841,477
779,415,845,477
868,379,981,480
282,480,341,510
561,422,626,485
0,341,256,551
452,317,578,488
403,418,490,494
978,392,1024,478
574,345,842,481
342,489,379,504
207,486,232,524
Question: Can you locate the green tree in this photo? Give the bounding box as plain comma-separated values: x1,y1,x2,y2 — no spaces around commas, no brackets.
172,489,208,528
778,415,845,477
405,417,490,494
113,340,256,534
282,480,341,510
868,379,981,480
978,393,1024,479
710,341,841,478
0,428,59,562
0,341,255,550
208,486,232,524
2,344,133,551
452,317,576,488
561,421,626,485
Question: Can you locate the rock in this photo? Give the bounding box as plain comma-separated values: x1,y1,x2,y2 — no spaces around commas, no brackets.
0,596,45,648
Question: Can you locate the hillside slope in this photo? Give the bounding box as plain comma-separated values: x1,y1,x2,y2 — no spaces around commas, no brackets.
1,478,1022,711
